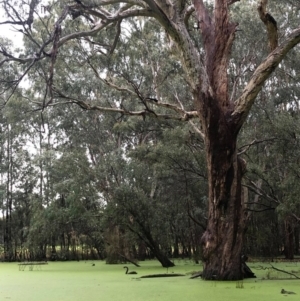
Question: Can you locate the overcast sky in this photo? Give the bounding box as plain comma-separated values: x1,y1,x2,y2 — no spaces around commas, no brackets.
0,10,24,48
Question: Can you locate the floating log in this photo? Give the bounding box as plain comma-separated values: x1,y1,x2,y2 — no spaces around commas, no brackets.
140,273,185,278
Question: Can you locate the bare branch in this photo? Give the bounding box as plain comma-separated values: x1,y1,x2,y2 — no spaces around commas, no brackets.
0,46,34,65
47,84,198,122
237,137,277,155
189,120,205,139
109,19,122,54
243,181,279,205
87,60,136,95
92,68,199,122
57,8,154,48
0,57,38,105
0,0,39,29
291,214,300,222
88,52,198,121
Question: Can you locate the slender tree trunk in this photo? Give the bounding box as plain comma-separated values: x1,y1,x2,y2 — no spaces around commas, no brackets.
150,245,174,268
294,226,299,255
138,241,146,261
4,209,12,261
51,235,57,261
4,124,13,262
283,220,294,260
127,217,174,267
143,237,174,267
173,236,179,258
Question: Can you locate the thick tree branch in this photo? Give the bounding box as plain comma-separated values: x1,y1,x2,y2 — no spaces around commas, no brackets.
232,27,300,130
257,0,278,52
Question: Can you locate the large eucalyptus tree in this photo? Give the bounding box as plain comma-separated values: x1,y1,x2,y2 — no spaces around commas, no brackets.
1,0,300,279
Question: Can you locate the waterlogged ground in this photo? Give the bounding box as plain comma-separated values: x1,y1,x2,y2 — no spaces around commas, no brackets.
1,259,300,301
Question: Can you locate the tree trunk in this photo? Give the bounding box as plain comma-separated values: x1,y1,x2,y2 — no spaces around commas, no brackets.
201,145,245,279
127,219,175,267
138,241,147,261
4,124,13,262
51,235,57,261
283,220,294,260
4,210,13,261
150,245,174,268
199,96,246,280
142,235,174,267
294,226,299,255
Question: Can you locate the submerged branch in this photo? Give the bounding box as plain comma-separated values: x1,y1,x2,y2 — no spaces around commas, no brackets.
258,264,300,279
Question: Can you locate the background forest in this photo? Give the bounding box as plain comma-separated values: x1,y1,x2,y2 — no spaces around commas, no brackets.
0,0,300,265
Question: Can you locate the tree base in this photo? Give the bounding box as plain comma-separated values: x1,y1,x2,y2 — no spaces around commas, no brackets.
201,262,256,280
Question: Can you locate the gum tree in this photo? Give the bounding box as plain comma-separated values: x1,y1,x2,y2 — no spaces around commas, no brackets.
1,0,300,279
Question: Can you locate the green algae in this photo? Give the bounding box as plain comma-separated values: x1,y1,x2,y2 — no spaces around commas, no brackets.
0,260,299,301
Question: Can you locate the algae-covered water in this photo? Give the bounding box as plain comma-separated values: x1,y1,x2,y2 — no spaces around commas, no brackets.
1,260,299,301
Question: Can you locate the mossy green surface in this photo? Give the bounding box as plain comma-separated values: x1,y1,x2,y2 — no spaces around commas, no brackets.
1,260,299,301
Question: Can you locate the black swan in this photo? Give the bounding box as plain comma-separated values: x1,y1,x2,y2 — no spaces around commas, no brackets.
123,266,137,275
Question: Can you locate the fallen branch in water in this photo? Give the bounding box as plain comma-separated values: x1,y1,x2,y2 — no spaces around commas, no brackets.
257,264,300,279
140,273,185,278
